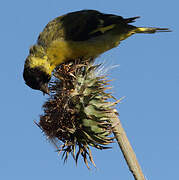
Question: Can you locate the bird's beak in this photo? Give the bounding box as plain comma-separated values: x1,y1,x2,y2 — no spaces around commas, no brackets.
40,83,50,95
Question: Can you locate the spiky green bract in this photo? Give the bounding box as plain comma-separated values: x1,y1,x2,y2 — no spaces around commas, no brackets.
38,59,119,168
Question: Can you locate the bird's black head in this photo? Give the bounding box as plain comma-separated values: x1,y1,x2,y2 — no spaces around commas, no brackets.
23,66,51,94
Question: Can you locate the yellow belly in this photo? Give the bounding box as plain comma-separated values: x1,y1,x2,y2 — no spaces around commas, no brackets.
46,34,121,67
45,28,136,69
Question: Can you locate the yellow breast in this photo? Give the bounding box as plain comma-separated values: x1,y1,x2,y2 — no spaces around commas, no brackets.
46,33,122,67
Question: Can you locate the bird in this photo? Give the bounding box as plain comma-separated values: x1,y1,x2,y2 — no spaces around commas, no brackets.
23,9,171,94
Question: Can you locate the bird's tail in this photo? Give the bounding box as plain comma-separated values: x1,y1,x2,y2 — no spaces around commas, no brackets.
135,27,171,34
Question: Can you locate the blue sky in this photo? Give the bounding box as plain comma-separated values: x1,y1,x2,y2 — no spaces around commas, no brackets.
0,0,178,179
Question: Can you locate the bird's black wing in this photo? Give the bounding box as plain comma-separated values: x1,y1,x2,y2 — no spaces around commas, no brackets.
38,10,138,46
60,10,129,41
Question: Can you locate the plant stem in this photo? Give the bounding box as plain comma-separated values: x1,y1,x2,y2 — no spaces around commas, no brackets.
111,112,146,180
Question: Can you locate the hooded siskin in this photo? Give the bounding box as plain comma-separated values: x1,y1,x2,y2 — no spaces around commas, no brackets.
23,9,171,94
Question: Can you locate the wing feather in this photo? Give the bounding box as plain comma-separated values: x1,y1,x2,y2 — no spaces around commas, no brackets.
38,10,136,46
59,10,128,41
